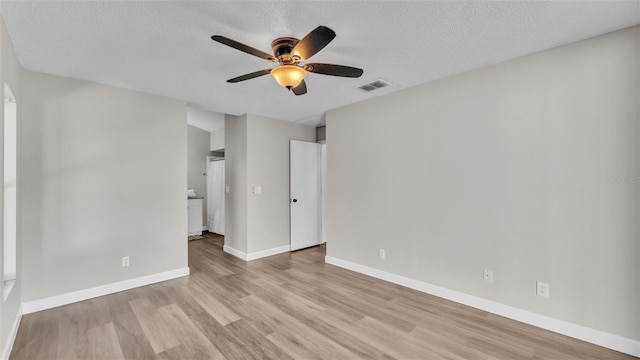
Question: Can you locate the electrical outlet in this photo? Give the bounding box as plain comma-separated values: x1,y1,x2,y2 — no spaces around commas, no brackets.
483,269,493,283
122,256,130,267
536,281,549,298
379,249,386,260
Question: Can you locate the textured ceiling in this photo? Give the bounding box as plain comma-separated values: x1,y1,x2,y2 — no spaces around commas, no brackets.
1,1,639,127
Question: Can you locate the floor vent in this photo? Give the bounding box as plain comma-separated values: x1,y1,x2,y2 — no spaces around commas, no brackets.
357,79,391,92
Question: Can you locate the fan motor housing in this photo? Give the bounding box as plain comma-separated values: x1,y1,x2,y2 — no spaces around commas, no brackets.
271,37,300,64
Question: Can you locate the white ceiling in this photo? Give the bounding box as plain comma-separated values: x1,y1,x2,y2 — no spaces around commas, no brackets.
1,1,639,128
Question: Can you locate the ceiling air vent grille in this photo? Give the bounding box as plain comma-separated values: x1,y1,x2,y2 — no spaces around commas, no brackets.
357,79,391,93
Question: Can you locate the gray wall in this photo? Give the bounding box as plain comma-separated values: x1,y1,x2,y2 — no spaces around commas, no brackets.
21,70,188,302
327,26,639,340
210,129,224,151
225,113,315,255
224,114,248,253
187,124,210,224
0,16,22,356
246,114,316,253
316,126,326,142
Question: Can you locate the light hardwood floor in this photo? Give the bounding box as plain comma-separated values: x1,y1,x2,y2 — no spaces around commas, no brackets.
10,232,636,359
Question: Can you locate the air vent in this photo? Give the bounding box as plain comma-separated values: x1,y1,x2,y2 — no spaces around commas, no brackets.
357,79,391,93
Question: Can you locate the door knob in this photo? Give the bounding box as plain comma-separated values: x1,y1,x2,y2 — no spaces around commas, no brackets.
292,199,298,203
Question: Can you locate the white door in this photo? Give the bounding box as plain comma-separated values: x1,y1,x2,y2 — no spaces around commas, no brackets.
290,140,322,251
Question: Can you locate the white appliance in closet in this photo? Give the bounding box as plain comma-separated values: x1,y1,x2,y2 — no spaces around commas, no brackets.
207,158,225,235
188,198,203,236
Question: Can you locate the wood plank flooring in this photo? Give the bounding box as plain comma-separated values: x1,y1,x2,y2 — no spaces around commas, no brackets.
10,232,636,359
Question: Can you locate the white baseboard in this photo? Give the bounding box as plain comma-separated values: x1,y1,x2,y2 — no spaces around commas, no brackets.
21,267,190,315
247,245,290,261
325,256,640,357
1,305,22,360
223,245,248,260
223,244,290,261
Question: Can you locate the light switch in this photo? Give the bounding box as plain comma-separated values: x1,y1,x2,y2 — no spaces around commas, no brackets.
225,185,230,193
253,186,262,194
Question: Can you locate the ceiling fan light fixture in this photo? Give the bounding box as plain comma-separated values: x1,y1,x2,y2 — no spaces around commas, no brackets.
212,26,362,95
271,65,306,89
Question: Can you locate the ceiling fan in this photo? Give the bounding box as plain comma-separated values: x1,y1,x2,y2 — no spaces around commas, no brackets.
211,26,363,96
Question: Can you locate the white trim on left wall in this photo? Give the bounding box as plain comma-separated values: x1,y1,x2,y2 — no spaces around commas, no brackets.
2,267,190,359
21,267,190,315
1,305,22,360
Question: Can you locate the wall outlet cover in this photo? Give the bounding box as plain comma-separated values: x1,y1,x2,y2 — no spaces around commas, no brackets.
536,281,549,298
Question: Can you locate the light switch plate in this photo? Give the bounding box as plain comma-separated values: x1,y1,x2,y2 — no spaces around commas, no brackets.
253,186,262,194
225,185,230,193
483,269,493,283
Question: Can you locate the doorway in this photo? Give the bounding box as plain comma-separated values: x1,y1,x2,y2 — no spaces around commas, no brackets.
207,156,225,235
290,140,325,251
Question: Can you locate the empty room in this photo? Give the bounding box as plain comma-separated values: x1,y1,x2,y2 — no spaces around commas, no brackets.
0,1,638,359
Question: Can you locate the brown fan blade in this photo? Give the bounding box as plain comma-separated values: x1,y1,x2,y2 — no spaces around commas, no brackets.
304,63,363,78
292,80,307,96
291,26,336,60
211,35,275,61
227,69,272,83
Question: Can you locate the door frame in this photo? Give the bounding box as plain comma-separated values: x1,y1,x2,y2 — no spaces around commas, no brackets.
205,155,225,234
290,140,323,251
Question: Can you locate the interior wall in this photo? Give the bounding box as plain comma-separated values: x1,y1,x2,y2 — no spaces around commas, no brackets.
187,124,210,225
223,113,316,255
224,114,248,253
21,70,188,302
316,126,326,142
327,26,639,340
187,106,224,133
0,15,22,357
210,129,224,151
246,114,315,253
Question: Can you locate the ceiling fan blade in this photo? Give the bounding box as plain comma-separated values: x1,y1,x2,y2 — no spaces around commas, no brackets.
211,35,275,61
292,26,336,60
292,80,307,96
227,69,272,83
304,63,363,78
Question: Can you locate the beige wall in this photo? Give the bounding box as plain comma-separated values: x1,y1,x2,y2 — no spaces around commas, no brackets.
0,16,22,357
246,114,315,253
224,114,248,253
210,129,224,151
225,113,315,255
327,26,640,340
316,126,326,142
21,70,188,302
187,124,210,224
